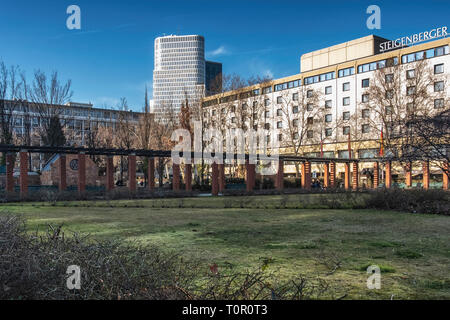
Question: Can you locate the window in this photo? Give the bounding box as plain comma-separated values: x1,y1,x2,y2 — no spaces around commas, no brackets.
307,104,314,111
385,74,394,83
264,99,270,106
231,105,236,113
292,119,299,127
362,124,370,134
434,98,444,109
407,102,415,113
434,64,444,74
362,94,369,103
278,134,283,141
325,86,332,95
265,111,270,118
307,117,314,125
385,106,393,114
343,111,350,120
338,67,355,78
292,106,299,114
343,126,350,135
325,114,332,123
325,100,332,108
212,110,216,116
277,121,283,129
231,117,236,123
362,79,370,88
343,82,350,91
434,81,444,92
407,86,416,95
307,90,313,98
277,96,283,104
266,135,270,143
362,109,370,118
293,132,299,140
406,69,415,79
265,123,270,129
386,90,394,99
276,108,282,116
293,93,299,101
325,128,332,137
307,130,313,139
242,103,247,110
343,97,350,106
263,86,272,94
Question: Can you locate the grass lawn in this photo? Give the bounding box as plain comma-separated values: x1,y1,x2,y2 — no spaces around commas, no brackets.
1,194,449,299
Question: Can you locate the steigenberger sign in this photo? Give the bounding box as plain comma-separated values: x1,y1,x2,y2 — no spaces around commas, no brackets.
380,26,448,52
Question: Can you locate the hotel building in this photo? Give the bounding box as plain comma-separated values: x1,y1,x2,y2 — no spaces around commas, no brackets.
201,34,450,187
152,35,222,118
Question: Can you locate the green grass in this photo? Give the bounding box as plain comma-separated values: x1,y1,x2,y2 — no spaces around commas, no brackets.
1,194,450,299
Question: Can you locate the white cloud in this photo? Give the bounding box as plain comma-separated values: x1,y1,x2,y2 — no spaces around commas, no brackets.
207,45,229,57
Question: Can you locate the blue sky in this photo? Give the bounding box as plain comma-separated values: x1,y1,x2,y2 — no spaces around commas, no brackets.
0,0,448,111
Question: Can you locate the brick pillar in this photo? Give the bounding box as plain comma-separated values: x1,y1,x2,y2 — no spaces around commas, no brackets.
59,154,67,191
443,162,449,190
78,152,86,193
128,154,136,192
373,162,379,189
352,162,358,190
106,156,114,191
423,161,430,190
276,160,284,191
385,161,392,189
172,163,180,191
344,162,350,190
330,162,336,188
323,163,329,188
218,163,225,192
19,150,28,197
405,162,412,188
246,160,255,192
148,158,155,190
212,162,219,196
185,164,192,192
5,152,14,193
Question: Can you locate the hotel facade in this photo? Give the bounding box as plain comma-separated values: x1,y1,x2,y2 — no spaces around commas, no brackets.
201,34,450,188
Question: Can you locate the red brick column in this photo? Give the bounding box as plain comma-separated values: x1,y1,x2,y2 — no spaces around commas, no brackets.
373,162,379,189
185,164,192,192
218,164,225,193
323,163,329,188
246,160,255,192
404,162,412,188
352,162,359,190
148,158,155,190
172,163,180,191
106,156,114,191
128,154,136,192
344,162,350,190
5,152,14,193
78,152,86,193
19,150,28,197
59,154,67,191
423,161,430,190
385,161,392,189
330,162,336,188
276,160,284,191
443,162,449,190
212,162,219,196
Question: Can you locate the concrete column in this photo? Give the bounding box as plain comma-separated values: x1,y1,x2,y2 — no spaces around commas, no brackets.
443,162,449,190
276,160,284,191
330,162,336,188
246,160,255,192
128,154,136,192
19,150,28,197
385,161,392,189
373,162,379,189
5,152,14,193
323,163,329,188
212,162,219,196
148,158,155,190
218,163,225,193
78,152,86,193
59,154,67,191
423,161,430,190
344,162,350,190
405,162,412,188
352,162,359,190
185,164,192,192
106,156,114,191
172,163,180,191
